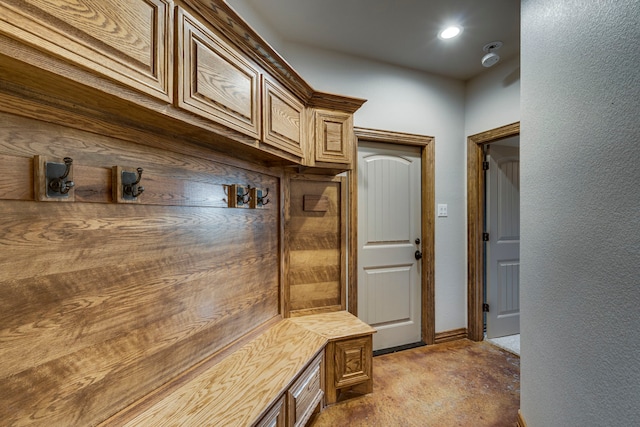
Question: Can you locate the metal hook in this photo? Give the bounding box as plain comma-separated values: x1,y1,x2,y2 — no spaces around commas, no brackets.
258,188,270,206
48,157,75,195
237,185,251,206
123,167,144,198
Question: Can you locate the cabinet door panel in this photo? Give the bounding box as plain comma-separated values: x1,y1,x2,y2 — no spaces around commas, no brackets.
177,7,260,139
262,77,305,158
0,0,171,100
314,110,352,164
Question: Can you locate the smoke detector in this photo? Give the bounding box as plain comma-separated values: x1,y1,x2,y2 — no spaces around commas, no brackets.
481,41,503,68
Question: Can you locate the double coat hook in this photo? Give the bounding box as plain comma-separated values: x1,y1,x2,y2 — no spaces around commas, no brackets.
48,157,75,195
123,167,145,198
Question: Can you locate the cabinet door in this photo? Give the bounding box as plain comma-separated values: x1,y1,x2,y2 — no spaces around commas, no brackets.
177,7,260,139
333,337,372,389
262,76,305,159
0,0,172,101
314,110,353,164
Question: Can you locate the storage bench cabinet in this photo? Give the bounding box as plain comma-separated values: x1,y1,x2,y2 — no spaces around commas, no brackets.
104,312,374,427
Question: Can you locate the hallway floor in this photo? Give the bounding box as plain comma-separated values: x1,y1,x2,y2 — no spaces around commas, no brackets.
486,334,521,355
310,339,520,427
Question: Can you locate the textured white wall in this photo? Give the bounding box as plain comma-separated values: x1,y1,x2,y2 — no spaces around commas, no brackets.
465,55,520,136
521,1,640,425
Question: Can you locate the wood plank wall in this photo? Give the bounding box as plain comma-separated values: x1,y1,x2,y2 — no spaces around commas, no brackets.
287,175,346,316
0,112,281,426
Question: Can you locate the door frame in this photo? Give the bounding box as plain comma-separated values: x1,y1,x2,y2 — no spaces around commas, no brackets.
466,122,520,341
350,127,435,345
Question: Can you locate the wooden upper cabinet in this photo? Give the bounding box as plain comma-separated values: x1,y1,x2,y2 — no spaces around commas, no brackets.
177,6,260,140
0,0,172,101
262,76,305,159
314,109,353,164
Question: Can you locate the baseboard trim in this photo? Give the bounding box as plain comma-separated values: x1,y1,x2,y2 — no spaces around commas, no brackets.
517,410,527,427
373,341,426,357
434,328,468,344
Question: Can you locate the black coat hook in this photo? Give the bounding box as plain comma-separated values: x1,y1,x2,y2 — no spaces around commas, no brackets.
123,167,144,198
258,188,270,206
237,185,251,206
48,157,75,195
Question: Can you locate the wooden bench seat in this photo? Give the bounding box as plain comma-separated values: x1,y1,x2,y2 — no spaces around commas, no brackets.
102,311,374,427
289,311,376,404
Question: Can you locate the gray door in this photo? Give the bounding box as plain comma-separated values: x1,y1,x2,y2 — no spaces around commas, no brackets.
486,143,520,338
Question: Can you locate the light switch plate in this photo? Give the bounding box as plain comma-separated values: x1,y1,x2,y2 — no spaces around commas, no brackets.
438,204,448,217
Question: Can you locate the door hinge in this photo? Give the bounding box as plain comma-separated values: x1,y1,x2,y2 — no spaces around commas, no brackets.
482,161,489,171
482,232,489,241
483,303,490,313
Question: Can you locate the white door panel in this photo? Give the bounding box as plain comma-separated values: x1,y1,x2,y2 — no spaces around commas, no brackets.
486,144,520,338
358,142,422,351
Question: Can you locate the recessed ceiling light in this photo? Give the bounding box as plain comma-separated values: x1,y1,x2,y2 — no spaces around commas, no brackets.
439,25,463,40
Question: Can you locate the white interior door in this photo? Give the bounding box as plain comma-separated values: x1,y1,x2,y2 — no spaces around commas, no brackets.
357,142,422,351
486,143,520,338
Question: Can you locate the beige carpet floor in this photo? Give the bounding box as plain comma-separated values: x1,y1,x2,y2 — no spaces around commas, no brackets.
310,339,520,427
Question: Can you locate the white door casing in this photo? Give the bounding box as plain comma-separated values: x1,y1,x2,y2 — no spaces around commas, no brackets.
486,143,520,338
357,142,422,351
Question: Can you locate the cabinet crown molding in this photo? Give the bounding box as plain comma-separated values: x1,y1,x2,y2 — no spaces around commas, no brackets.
184,0,366,113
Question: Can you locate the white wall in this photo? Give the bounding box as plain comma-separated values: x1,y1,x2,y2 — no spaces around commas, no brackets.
465,55,520,136
521,1,640,425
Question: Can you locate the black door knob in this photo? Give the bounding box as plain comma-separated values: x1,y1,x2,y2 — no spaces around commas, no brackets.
415,250,423,260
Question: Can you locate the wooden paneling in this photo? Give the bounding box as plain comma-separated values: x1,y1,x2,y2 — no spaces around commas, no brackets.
0,112,281,426
0,0,172,100
177,6,260,139
262,76,305,158
287,175,346,316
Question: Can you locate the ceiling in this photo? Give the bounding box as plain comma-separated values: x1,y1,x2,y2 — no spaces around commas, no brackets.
236,0,520,81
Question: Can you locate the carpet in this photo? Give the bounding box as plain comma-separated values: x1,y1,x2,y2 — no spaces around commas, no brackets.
310,339,520,427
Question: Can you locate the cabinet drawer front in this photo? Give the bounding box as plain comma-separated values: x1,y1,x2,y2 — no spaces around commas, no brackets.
255,395,286,427
288,353,323,427
262,77,305,158
0,0,171,100
177,7,260,139
314,110,353,164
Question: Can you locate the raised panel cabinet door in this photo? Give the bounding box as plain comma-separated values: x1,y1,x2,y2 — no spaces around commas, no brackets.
262,76,305,158
177,6,260,139
333,336,372,389
0,0,172,101
314,109,353,164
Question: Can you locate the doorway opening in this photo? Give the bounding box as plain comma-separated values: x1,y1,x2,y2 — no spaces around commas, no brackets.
466,122,520,342
351,127,435,349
